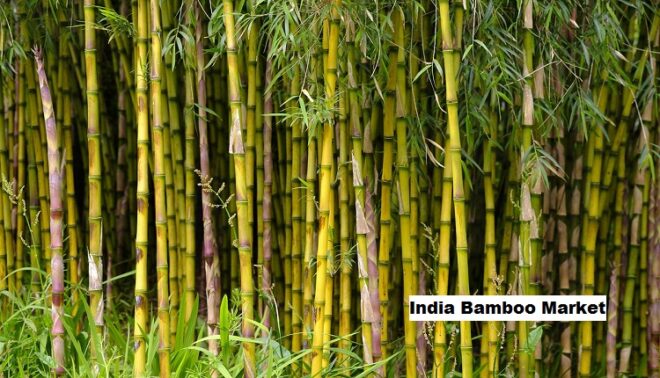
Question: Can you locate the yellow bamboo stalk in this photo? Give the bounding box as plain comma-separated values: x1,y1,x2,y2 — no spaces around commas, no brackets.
84,0,104,347
437,0,473,374
392,8,416,377
133,0,150,374
223,0,256,375
150,0,171,374
311,2,341,374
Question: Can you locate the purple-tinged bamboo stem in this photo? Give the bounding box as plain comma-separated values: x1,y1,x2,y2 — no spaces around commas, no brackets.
194,0,220,362
262,59,274,329
34,47,65,377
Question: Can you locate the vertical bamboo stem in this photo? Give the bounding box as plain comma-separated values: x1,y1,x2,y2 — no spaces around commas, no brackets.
223,0,256,375
35,48,65,376
133,0,149,373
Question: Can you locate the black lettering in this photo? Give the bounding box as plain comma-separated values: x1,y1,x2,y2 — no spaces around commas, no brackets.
428,301,437,314
486,304,500,314
543,301,556,314
462,301,473,314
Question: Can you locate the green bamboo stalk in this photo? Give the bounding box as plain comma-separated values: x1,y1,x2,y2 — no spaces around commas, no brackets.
433,137,452,378
115,65,129,314
518,1,537,375
1,73,15,295
322,175,336,371
253,22,265,328
245,0,259,318
84,0,104,345
378,10,398,365
578,79,608,377
639,166,650,377
437,0,473,374
347,28,374,365
161,55,179,346
32,70,52,279
287,27,304,359
15,44,26,293
62,60,80,307
649,113,659,378
25,59,43,295
606,123,627,377
554,123,571,378
283,95,293,348
619,131,647,375
337,88,352,367
100,97,116,311
281,121,292,346
150,0,171,373
183,0,197,321
302,119,318,356
484,100,499,377
0,84,7,299
161,0,187,317
392,8,416,377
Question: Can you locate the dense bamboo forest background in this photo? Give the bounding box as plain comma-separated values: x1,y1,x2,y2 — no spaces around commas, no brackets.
0,0,657,377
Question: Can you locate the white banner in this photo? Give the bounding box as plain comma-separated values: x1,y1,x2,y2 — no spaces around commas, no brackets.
409,295,607,321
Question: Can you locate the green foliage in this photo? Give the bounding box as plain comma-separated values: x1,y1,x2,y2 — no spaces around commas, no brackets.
0,283,401,377
95,6,135,42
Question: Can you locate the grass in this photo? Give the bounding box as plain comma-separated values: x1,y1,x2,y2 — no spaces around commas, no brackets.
0,270,404,377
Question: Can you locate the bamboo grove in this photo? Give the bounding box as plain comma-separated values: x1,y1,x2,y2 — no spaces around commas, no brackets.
0,0,657,377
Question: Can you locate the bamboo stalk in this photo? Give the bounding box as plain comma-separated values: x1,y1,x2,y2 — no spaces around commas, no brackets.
311,3,341,374
183,0,197,321
161,54,179,346
0,82,7,299
15,39,26,293
484,100,499,377
433,137,452,378
391,8,417,377
193,1,221,364
437,0,473,374
223,0,256,375
347,26,374,365
619,130,647,375
288,35,304,362
84,0,104,346
161,0,187,319
149,0,171,374
26,58,43,295
578,78,608,377
378,9,397,366
34,47,65,376
1,68,15,295
133,0,149,373
262,58,274,328
518,0,537,375
337,88,353,366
